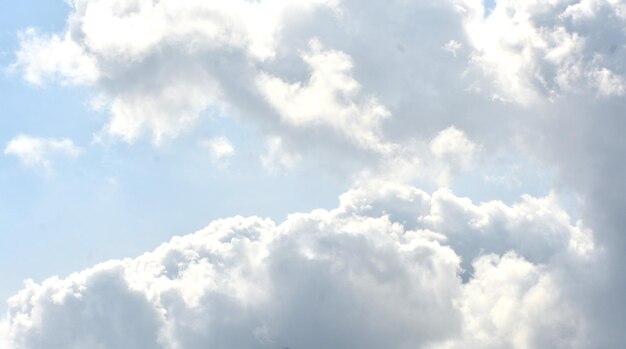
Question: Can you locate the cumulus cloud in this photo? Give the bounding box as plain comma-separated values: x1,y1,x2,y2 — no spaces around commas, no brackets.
8,0,626,347
14,28,99,85
13,0,339,144
260,136,301,171
339,179,593,272
429,126,481,185
438,252,586,349
456,0,626,103
4,134,82,170
200,136,235,164
3,180,595,349
256,39,393,154
345,126,482,188
0,320,7,349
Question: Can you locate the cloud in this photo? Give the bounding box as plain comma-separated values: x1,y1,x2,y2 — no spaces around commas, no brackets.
339,179,593,272
343,126,482,188
9,0,626,346
437,252,586,349
256,39,393,154
0,320,7,349
9,0,490,171
429,126,481,185
3,181,594,349
14,28,99,86
443,40,463,57
200,136,235,164
260,136,301,171
13,0,339,144
456,0,626,104
4,134,82,169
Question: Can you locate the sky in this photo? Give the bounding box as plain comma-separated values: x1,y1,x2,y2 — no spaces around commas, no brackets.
1,0,625,348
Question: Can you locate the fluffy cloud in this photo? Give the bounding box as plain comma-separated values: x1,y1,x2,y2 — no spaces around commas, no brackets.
449,3,626,342
200,136,235,164
13,0,626,157
256,39,393,154
339,179,593,272
14,0,339,144
260,136,301,171
9,0,626,347
10,0,468,165
456,0,626,103
3,181,593,348
4,134,82,169
436,252,586,349
14,28,99,85
429,126,481,185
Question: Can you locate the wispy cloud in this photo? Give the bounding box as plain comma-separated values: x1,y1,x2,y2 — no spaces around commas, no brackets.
200,136,235,164
4,134,82,170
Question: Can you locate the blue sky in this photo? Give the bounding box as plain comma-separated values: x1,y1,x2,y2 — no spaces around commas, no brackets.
2,1,625,348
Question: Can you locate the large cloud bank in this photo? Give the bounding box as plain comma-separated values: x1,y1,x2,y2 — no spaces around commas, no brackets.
3,181,593,349
6,0,626,347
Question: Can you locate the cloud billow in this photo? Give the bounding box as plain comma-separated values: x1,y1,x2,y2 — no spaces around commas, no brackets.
6,0,626,348
4,135,82,172
3,181,591,349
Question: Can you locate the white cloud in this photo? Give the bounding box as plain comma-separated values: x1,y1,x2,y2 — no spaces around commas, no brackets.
0,320,8,349
339,179,593,270
589,67,626,96
430,126,477,163
4,134,82,169
429,126,481,185
3,181,594,349
455,0,626,104
347,126,482,188
200,136,235,164
260,136,301,171
435,252,586,349
256,39,393,154
14,28,99,86
4,209,460,349
9,1,626,346
13,0,339,144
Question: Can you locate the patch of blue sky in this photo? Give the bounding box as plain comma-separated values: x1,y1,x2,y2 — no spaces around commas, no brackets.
484,0,497,16
450,153,583,222
453,157,554,203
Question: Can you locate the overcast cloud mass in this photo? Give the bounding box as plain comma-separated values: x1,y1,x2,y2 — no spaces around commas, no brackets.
3,0,626,348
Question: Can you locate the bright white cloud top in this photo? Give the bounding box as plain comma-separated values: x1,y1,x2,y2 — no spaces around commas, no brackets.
4,181,592,349
3,0,626,348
